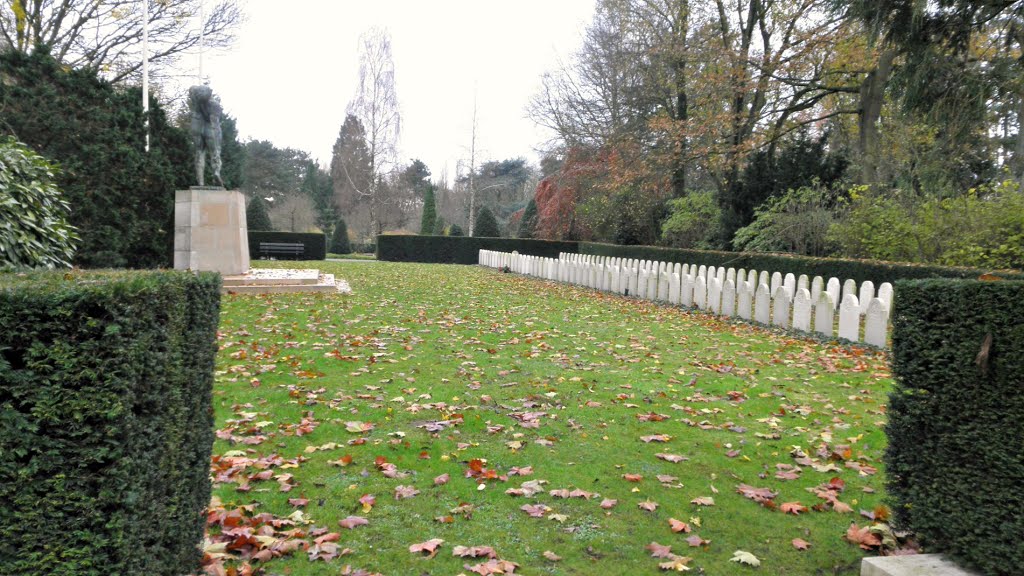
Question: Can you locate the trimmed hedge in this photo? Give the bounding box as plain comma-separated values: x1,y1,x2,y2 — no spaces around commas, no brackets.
887,279,1024,575
377,235,579,264
0,270,221,575
579,242,1024,285
248,231,327,260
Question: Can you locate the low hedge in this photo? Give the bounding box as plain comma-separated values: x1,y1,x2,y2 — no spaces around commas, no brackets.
248,231,327,260
0,270,221,575
578,242,1024,284
887,279,1024,575
376,235,579,264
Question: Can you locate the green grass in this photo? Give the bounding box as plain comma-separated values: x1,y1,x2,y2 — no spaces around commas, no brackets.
210,260,892,575
328,252,377,260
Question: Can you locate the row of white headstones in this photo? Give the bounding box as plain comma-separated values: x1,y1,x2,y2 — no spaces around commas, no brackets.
479,250,892,347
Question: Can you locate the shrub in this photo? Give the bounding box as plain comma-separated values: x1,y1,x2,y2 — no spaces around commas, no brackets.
449,224,465,237
887,279,1024,575
830,182,1024,270
331,219,351,254
0,269,221,575
248,231,327,260
0,138,78,269
732,183,839,257
474,207,501,237
246,195,274,231
661,190,721,250
578,242,1023,285
377,235,578,264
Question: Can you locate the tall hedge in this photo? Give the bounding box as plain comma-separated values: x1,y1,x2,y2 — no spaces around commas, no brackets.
248,231,327,260
579,242,1024,284
0,270,221,575
377,235,578,264
887,279,1024,575
0,49,192,269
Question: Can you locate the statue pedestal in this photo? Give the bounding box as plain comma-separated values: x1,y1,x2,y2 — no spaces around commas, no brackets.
174,187,250,275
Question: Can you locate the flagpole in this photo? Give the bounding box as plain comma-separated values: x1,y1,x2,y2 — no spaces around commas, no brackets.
142,0,149,152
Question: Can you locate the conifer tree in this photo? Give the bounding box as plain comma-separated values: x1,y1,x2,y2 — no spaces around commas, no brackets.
420,185,437,234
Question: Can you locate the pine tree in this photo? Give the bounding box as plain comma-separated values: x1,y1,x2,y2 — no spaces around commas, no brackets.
473,207,501,237
518,198,538,238
434,216,446,236
246,195,273,231
331,219,352,254
420,185,437,235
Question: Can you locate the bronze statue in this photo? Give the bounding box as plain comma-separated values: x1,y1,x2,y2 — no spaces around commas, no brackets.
188,85,224,187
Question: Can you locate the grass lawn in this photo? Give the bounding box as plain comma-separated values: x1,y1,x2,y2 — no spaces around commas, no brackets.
208,260,892,575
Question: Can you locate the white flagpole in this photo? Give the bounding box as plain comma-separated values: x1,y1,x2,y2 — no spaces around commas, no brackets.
142,0,149,152
198,0,205,83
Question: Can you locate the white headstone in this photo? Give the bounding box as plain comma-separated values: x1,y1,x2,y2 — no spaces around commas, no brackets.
814,291,834,336
754,283,772,324
737,280,753,320
878,282,894,312
811,276,824,302
680,274,694,307
797,274,809,294
842,279,857,308
716,267,726,284
698,265,707,279
709,278,723,313
726,267,736,284
736,268,747,286
669,272,681,304
694,276,708,309
771,272,783,295
838,293,861,341
826,277,841,310
772,286,792,328
783,273,796,299
858,281,875,314
722,279,737,317
864,298,889,347
758,271,770,290
792,288,812,332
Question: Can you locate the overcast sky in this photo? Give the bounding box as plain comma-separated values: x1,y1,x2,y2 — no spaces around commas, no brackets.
197,0,595,181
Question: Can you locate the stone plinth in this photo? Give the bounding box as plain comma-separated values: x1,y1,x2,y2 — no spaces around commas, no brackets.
861,555,980,576
174,187,249,275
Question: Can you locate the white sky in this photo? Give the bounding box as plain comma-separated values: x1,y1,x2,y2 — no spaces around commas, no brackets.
198,0,595,181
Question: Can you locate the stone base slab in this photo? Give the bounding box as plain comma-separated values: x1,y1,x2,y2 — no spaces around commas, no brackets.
174,188,249,275
862,555,980,576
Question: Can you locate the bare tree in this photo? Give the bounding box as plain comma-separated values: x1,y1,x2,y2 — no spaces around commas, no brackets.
345,27,401,236
0,0,242,83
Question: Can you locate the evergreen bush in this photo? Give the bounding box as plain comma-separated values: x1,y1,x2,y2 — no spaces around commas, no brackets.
331,219,352,254
0,49,191,268
888,279,1024,575
0,270,221,575
420,186,437,235
473,207,501,237
246,195,274,231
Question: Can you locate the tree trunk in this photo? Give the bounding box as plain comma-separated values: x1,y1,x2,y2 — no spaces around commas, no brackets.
858,47,895,186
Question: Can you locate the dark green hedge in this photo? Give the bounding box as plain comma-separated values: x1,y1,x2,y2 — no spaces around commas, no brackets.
579,242,1024,284
248,231,327,260
0,270,221,576
887,279,1024,575
377,235,579,264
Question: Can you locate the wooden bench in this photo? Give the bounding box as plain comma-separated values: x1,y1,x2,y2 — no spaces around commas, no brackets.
258,242,304,260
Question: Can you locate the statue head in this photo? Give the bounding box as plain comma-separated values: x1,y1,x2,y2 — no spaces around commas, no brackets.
189,84,213,107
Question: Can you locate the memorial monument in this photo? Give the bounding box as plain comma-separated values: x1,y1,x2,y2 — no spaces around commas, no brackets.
173,84,250,275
